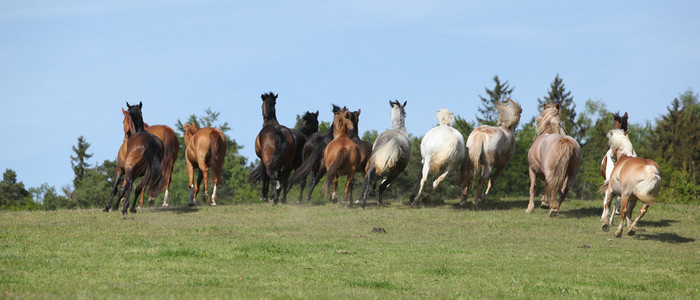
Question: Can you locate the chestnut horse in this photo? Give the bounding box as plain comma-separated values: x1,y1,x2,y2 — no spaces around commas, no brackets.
323,107,362,204
600,112,635,221
104,102,165,214
526,103,581,217
461,98,522,207
289,111,319,202
184,122,227,206
361,100,410,208
248,92,296,204
116,116,179,208
600,129,661,237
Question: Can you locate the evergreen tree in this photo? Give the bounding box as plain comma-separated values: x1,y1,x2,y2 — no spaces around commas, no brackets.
537,74,580,139
70,136,93,188
477,75,514,126
0,169,33,210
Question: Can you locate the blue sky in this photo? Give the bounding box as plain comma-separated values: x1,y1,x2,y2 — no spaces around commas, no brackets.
1,1,698,190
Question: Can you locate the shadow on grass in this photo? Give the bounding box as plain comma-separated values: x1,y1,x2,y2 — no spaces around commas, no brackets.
155,206,200,214
636,232,695,243
560,206,601,218
638,219,678,228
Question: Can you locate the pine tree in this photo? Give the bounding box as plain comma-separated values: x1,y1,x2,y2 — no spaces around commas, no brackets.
477,75,514,126
70,136,93,188
537,74,580,139
0,169,31,209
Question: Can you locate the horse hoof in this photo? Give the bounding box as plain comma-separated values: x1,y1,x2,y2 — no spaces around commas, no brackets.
210,203,217,206
187,202,196,207
549,210,559,217
162,203,169,208
130,208,137,214
540,203,550,209
615,230,622,238
602,223,610,232
628,230,636,236
148,200,155,206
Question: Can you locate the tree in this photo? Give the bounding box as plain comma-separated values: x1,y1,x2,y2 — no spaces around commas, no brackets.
477,75,514,126
0,169,36,210
30,183,71,210
537,74,581,140
70,136,93,188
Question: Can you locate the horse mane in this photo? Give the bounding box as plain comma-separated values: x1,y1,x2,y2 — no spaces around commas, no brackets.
535,103,565,136
125,101,145,134
333,108,353,138
436,108,455,126
607,129,635,157
497,98,522,130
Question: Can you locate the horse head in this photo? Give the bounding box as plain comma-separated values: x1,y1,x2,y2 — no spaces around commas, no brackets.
184,122,200,146
301,111,320,133
332,107,354,137
121,108,132,140
125,101,145,134
261,92,279,124
612,112,629,133
389,100,407,129
536,102,564,136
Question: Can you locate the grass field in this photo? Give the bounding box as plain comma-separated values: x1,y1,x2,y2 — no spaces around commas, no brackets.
1,198,698,299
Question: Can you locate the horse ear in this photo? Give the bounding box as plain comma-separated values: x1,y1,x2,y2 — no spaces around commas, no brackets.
122,108,128,116
356,109,361,117
315,110,319,117
332,104,341,113
555,103,560,111
126,101,131,108
623,112,628,118
138,101,142,109
403,101,407,107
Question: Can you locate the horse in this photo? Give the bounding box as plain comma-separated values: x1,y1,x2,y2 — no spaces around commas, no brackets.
411,108,466,207
348,109,374,201
600,129,661,237
288,111,319,202
461,98,522,207
600,112,635,221
104,102,166,214
289,105,341,202
183,122,227,206
526,103,581,217
248,92,296,204
323,107,362,205
361,100,411,208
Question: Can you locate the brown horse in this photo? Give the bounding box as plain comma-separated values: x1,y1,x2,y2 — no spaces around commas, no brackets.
248,92,296,204
323,107,362,205
600,129,661,237
105,102,166,214
526,103,581,217
116,114,180,208
462,98,522,206
184,122,227,206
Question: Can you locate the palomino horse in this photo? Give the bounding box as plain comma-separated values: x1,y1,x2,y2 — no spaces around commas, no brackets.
600,129,661,237
526,103,581,217
323,107,362,204
600,112,635,221
289,111,319,202
105,102,165,214
248,92,296,204
290,105,340,202
360,100,411,208
461,98,522,207
184,122,227,206
412,108,466,207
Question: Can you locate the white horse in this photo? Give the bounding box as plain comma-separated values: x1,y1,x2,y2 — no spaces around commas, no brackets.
412,108,467,207
461,98,522,207
600,112,635,223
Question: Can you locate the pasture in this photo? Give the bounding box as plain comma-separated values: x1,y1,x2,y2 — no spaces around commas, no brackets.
1,198,698,299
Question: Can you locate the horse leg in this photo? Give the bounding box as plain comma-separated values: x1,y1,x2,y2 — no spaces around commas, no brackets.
187,162,197,207
200,166,210,204
306,168,321,201
345,173,355,207
279,169,291,204
412,158,431,208
526,168,537,213
378,171,399,207
628,203,649,236
615,195,629,237
485,166,504,199
474,165,491,206
211,175,219,206
360,166,375,208
105,168,124,212
297,176,306,204
601,188,613,232
426,170,450,205
161,174,171,207
614,197,621,215
131,180,147,214
549,176,570,217
330,175,339,204
261,174,269,202
196,170,204,203
120,172,134,215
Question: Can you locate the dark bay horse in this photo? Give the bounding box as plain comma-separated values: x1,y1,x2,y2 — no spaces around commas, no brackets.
361,101,411,208
323,107,362,205
137,124,179,208
248,92,296,204
289,105,340,202
289,111,319,202
526,103,581,217
105,102,166,214
184,122,227,206
600,129,661,237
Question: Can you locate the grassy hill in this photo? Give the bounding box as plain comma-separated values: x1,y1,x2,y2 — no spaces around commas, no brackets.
1,198,698,299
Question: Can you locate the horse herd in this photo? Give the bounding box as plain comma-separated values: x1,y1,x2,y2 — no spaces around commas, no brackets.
103,93,662,238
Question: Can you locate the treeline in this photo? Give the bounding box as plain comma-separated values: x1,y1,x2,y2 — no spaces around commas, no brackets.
2,76,698,210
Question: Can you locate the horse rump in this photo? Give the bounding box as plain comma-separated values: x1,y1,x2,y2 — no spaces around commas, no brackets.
632,165,662,203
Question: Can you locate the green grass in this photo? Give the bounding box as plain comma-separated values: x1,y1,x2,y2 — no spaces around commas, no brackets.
1,198,698,299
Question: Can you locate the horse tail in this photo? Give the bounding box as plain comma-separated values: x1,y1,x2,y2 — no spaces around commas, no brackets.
466,134,484,179
209,131,226,184
597,180,609,195
429,132,461,174
248,163,266,184
544,139,576,196
268,131,290,177
323,147,348,193
371,138,402,175
145,138,166,199
159,130,179,185
632,165,662,203
291,143,324,184
457,147,474,187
